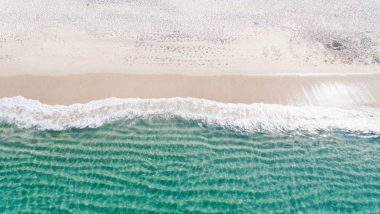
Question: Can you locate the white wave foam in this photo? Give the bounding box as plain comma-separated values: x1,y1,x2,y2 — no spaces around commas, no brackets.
0,96,379,134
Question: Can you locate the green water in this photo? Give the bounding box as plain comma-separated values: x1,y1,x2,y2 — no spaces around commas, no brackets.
0,118,379,213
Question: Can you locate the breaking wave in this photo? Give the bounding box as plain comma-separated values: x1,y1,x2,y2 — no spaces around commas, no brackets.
0,96,379,135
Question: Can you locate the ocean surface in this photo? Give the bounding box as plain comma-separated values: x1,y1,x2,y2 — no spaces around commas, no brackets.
1,97,380,213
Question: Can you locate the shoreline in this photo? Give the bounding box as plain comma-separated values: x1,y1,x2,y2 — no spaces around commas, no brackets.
0,73,379,110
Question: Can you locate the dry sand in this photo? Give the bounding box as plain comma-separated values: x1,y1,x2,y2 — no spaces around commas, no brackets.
0,73,379,110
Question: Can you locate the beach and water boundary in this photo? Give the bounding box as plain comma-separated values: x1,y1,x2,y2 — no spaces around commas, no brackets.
0,72,380,135
1,72,379,107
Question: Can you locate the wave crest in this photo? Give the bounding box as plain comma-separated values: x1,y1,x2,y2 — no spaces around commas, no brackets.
0,96,379,134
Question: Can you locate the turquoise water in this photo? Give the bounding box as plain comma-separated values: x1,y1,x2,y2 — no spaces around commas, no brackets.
1,117,379,213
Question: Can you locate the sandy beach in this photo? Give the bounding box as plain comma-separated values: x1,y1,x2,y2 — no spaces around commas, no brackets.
0,73,379,110
1,0,379,110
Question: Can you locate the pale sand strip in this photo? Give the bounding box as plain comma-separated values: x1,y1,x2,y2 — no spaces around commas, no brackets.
0,73,379,109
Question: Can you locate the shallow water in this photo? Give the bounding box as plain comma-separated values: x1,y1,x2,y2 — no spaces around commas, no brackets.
1,117,379,213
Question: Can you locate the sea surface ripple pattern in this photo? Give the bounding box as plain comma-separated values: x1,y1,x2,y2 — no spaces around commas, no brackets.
0,118,379,213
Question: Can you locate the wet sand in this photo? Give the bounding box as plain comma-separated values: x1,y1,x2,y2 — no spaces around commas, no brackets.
0,73,379,110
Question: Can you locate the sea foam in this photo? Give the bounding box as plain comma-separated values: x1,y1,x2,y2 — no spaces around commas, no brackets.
0,96,379,134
